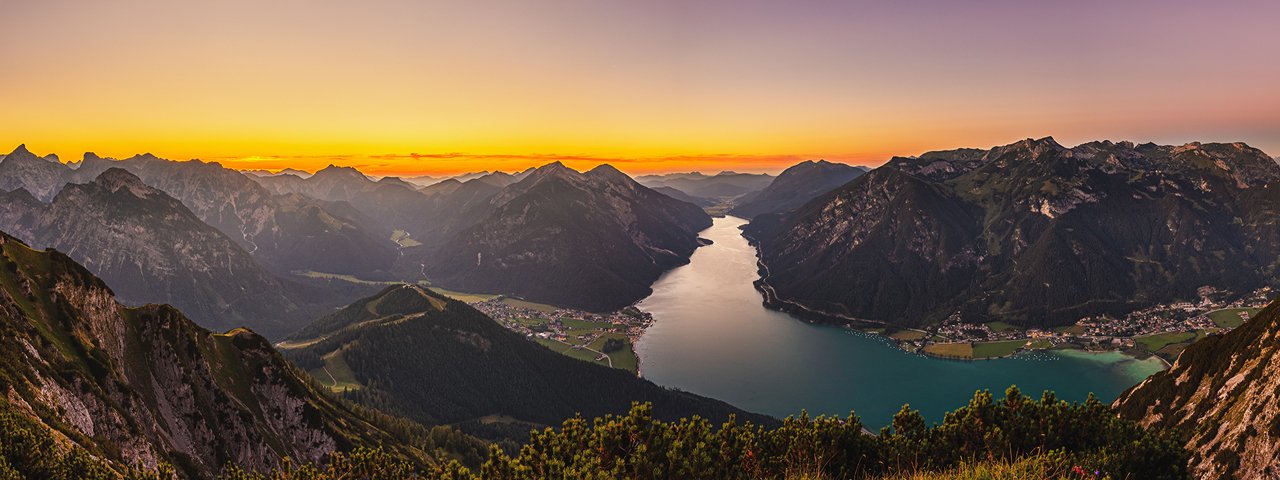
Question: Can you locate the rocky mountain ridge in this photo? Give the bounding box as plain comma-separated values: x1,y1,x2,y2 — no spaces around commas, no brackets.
747,137,1280,328
0,231,434,478
0,145,397,276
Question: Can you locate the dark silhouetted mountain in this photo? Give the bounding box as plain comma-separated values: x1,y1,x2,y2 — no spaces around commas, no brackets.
0,232,437,478
0,146,397,276
421,163,712,310
652,185,714,207
0,169,322,337
747,138,1280,328
636,171,774,198
280,285,769,435
730,160,867,218
1114,296,1280,478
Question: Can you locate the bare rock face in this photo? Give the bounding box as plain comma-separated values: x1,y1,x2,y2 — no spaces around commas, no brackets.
747,138,1280,328
1114,298,1280,478
0,232,427,478
0,144,67,202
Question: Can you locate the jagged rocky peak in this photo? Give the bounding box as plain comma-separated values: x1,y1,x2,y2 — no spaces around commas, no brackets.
5,143,38,161
983,136,1064,160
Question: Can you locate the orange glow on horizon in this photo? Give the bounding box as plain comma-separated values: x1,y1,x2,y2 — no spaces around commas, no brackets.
3,1,1278,176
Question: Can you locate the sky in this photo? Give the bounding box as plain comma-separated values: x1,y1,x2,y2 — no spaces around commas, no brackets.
2,0,1278,176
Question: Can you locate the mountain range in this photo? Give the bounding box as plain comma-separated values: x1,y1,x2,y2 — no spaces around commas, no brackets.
635,171,774,199
251,160,712,310
0,169,318,337
0,145,398,276
746,138,1280,328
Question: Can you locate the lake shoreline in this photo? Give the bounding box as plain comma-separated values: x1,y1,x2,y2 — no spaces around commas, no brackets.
743,227,1168,367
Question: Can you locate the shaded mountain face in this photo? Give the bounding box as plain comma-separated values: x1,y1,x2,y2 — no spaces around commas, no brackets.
0,169,316,338
422,163,712,311
280,285,768,434
747,138,1280,328
730,160,867,219
0,232,431,478
0,146,397,276
1114,296,1280,478
636,171,774,198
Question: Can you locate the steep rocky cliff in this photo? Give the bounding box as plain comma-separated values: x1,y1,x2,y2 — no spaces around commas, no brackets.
1114,297,1280,478
0,232,431,478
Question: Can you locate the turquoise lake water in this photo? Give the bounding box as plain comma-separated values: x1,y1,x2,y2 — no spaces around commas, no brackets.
635,216,1164,429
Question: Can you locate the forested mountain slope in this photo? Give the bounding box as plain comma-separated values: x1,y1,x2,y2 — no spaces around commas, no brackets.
281,284,766,435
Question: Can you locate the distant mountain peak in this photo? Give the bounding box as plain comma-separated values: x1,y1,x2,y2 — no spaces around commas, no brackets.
91,168,154,196
125,152,161,162
585,163,632,183
4,144,40,162
316,164,364,176
525,161,580,182
278,167,312,177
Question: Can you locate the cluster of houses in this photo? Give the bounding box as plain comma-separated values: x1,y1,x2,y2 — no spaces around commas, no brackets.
470,297,653,345
904,286,1273,354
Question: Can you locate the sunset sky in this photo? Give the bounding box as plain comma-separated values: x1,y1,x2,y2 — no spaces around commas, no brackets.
3,0,1278,176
